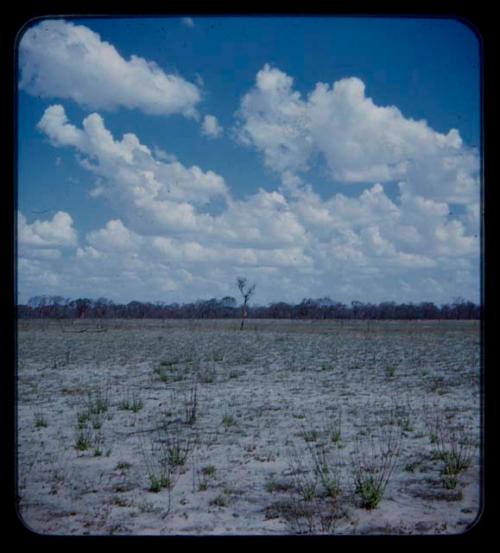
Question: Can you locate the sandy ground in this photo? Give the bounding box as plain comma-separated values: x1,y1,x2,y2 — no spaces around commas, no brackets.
16,318,481,535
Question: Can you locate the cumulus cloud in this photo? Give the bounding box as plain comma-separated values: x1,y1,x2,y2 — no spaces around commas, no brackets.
18,211,77,249
201,114,223,138
17,211,78,295
19,19,201,117
38,105,229,235
22,100,480,306
238,64,480,205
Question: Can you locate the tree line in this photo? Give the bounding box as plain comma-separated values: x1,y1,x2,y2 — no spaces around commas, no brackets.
17,295,480,320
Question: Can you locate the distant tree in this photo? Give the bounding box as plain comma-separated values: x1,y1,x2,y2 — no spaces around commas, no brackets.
236,277,256,330
71,298,92,318
221,296,237,308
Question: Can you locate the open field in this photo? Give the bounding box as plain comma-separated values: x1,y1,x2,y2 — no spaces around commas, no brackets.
16,318,481,535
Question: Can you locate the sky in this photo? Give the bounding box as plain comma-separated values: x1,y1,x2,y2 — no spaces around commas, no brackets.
17,16,481,306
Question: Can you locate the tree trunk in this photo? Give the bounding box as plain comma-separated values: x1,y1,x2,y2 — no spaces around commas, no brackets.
240,304,247,330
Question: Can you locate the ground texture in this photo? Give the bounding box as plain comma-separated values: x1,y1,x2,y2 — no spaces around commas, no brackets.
17,318,481,535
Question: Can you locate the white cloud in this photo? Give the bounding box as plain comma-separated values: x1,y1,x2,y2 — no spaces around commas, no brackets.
38,105,229,236
237,64,312,173
201,114,223,138
238,64,480,205
18,211,77,248
22,103,480,306
19,19,201,117
86,219,142,252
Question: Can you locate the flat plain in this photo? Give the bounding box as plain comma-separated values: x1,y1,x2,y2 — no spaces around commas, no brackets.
16,318,481,535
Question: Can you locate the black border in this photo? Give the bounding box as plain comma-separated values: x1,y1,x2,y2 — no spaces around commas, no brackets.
2,0,494,546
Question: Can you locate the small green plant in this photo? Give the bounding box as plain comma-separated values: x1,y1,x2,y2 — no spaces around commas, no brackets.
287,447,319,502
325,408,342,444
118,391,144,413
184,380,198,425
197,465,216,491
265,479,294,494
299,482,317,501
201,465,216,477
399,418,414,433
85,388,110,415
77,410,91,429
386,365,397,378
354,477,383,509
301,429,320,443
34,412,48,429
351,426,402,510
148,473,171,493
309,444,342,498
154,366,169,383
222,414,237,429
93,432,104,456
168,444,189,467
442,474,459,490
209,494,228,507
75,427,93,451
404,461,418,473
428,415,474,487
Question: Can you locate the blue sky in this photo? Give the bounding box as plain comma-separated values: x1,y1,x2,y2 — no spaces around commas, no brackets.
17,16,481,305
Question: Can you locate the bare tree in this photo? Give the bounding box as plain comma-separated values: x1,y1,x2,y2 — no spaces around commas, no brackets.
236,277,256,330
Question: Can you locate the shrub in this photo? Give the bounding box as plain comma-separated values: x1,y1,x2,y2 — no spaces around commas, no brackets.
351,426,402,509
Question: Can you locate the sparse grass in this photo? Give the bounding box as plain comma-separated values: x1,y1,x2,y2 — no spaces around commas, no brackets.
386,365,397,378
118,390,144,413
404,461,419,473
427,414,475,490
18,319,480,534
116,461,132,471
287,446,319,502
265,479,294,494
93,432,104,457
197,465,216,491
74,427,93,451
154,366,169,383
301,429,320,443
325,408,342,444
77,410,91,429
34,412,48,429
183,380,198,425
308,443,342,498
148,473,172,493
201,465,216,477
209,494,228,507
354,477,384,509
139,421,194,500
222,414,237,429
351,426,402,509
85,388,110,415
167,443,189,467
